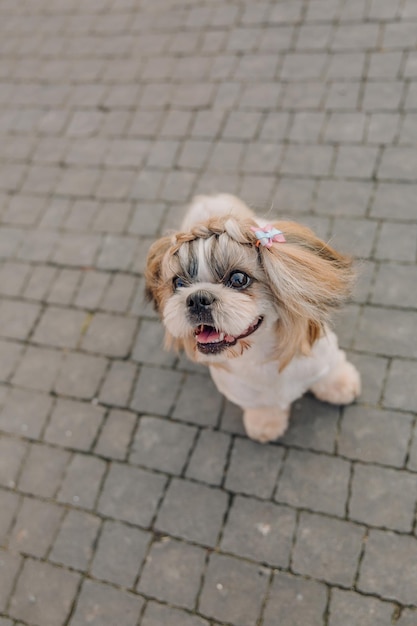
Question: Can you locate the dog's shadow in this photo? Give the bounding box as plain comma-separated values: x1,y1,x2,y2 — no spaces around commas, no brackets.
279,394,340,453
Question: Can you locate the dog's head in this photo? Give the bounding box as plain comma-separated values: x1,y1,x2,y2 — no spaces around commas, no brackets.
145,215,354,368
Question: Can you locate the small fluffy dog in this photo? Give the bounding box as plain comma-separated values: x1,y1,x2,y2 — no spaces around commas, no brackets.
145,194,361,442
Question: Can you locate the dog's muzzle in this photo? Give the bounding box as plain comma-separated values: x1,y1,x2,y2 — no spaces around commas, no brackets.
186,289,216,325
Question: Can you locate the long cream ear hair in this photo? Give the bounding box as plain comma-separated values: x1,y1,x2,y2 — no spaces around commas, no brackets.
255,221,355,369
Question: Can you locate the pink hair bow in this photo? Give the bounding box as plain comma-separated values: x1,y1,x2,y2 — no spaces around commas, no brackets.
251,225,286,248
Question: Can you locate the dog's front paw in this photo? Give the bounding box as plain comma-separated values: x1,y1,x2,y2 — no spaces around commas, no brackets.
311,360,361,405
243,407,290,443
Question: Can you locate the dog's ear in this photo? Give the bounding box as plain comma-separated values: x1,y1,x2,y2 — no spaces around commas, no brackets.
256,221,355,367
144,234,173,313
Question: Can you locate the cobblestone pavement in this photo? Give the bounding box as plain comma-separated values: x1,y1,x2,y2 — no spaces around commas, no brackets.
0,0,417,624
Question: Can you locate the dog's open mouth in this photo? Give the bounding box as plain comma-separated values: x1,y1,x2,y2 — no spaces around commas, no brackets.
194,317,263,354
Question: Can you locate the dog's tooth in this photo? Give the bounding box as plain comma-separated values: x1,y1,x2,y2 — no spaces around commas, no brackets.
219,332,225,341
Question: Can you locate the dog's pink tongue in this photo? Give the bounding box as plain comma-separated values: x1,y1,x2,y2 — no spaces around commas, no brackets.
196,327,220,344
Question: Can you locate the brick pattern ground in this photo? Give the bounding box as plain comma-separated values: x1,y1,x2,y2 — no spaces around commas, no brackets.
0,0,417,624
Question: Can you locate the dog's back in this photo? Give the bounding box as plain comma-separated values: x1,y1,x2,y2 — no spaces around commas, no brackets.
181,194,255,231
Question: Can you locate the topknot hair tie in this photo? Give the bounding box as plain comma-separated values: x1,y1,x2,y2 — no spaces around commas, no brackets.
251,225,286,248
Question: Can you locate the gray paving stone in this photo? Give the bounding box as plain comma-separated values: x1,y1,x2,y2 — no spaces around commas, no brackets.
220,400,246,436
33,306,87,349
293,512,364,586
332,23,379,50
334,146,378,179
53,232,101,266
55,352,107,399
259,112,290,141
142,602,209,626
47,268,80,305
350,463,417,531
155,478,228,547
240,83,281,109
130,416,196,475
98,361,137,407
354,306,417,358
362,81,404,111
9,497,63,558
9,559,80,626
208,141,245,172
383,359,417,411
0,490,20,546
199,553,269,626
18,442,70,498
0,548,22,612
94,250,131,292
379,147,417,181
241,142,283,174
50,509,101,570
262,572,327,626
339,405,412,467
94,409,136,460
221,496,295,568
281,395,339,453
367,113,400,144
399,113,417,145
222,111,262,140
239,174,276,207
69,579,143,626
326,81,360,110
281,145,333,177
44,398,104,451
396,609,417,625
358,530,417,604
131,365,183,415
138,537,206,608
81,312,137,358
185,429,230,486
96,235,136,271
172,373,222,427
276,449,350,516
0,299,40,341
0,261,31,296
328,589,394,626
92,203,132,234
372,263,417,308
273,178,315,214
12,345,62,392
23,265,56,300
129,203,166,237
371,182,417,220
75,271,110,309
368,51,402,79
0,388,53,438
0,340,23,383
132,319,175,367
57,453,106,509
325,112,366,143
289,112,325,142
375,222,417,262
0,436,27,488
225,438,284,499
408,423,417,472
98,463,167,527
91,520,151,587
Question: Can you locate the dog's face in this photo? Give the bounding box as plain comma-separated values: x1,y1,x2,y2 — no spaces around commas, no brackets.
146,216,354,367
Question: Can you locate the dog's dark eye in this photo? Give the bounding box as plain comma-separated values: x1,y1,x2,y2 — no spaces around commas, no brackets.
227,271,251,290
173,276,187,290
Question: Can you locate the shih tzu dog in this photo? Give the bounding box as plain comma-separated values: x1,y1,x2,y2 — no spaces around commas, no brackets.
145,194,361,443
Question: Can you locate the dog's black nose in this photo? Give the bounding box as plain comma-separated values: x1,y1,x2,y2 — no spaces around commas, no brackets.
186,290,216,312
